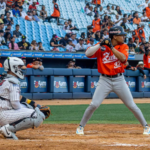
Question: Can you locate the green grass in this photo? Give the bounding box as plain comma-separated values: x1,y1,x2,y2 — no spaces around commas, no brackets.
44,103,150,124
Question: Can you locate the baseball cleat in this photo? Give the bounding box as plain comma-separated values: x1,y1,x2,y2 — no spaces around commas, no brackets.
143,126,150,135
0,124,18,140
76,126,84,135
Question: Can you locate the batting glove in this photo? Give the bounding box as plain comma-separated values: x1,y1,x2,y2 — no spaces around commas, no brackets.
100,38,114,50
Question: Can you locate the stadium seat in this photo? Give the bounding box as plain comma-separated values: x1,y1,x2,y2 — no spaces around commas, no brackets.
9,0,149,53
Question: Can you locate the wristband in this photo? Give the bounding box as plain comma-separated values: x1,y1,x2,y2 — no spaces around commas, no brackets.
26,99,32,104
20,96,26,103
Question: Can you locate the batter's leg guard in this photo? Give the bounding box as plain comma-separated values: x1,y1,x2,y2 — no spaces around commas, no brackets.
7,107,45,133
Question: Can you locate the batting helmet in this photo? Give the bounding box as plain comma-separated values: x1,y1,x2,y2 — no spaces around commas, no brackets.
109,26,127,39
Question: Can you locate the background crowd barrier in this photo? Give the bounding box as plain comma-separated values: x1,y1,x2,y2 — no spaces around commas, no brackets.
0,68,150,100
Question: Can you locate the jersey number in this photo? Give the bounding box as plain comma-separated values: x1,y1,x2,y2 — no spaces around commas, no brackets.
114,61,121,69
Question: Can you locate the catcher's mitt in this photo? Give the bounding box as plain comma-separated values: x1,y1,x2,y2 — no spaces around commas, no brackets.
39,105,51,119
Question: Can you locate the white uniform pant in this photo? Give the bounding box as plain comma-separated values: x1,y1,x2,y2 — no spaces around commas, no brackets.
0,104,35,126
80,75,147,127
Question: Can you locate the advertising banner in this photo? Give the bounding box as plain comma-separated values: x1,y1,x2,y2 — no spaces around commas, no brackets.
54,77,68,92
33,76,47,92
73,77,85,92
20,77,29,93
125,77,136,92
137,77,150,92
12,52,23,57
91,77,99,93
0,51,136,60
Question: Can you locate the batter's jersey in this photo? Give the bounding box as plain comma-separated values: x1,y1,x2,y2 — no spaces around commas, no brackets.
88,43,129,75
143,54,150,68
0,79,20,110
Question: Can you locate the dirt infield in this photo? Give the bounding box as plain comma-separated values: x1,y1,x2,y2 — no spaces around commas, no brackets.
0,99,150,150
35,98,150,105
0,124,150,150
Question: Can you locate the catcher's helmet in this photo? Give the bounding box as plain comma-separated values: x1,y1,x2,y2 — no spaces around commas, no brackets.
4,57,25,79
109,26,127,39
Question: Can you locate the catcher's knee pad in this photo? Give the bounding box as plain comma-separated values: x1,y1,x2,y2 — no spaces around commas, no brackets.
8,108,45,133
34,107,45,127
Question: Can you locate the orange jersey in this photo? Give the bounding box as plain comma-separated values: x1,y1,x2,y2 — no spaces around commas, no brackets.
107,26,111,30
132,29,138,41
27,63,34,68
51,3,60,17
15,0,24,6
87,43,129,75
143,54,150,68
6,0,14,6
87,39,90,44
138,28,145,43
0,63,3,68
146,7,150,18
124,65,127,69
93,0,101,5
92,19,101,33
133,18,141,25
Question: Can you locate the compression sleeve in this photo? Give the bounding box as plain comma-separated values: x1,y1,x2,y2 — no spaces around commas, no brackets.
11,101,21,110
85,44,100,57
137,67,145,76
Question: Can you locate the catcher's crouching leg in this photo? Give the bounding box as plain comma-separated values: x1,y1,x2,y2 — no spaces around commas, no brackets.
7,107,45,133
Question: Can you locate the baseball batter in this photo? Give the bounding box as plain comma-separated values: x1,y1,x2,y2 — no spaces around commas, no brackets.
76,26,150,135
0,57,50,140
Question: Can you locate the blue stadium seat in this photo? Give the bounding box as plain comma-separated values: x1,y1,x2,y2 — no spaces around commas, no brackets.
8,0,149,51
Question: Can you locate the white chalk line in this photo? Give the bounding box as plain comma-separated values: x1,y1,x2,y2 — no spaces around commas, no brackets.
104,143,150,147
13,139,150,148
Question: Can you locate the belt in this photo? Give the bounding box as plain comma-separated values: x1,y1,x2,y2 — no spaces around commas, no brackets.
102,73,122,78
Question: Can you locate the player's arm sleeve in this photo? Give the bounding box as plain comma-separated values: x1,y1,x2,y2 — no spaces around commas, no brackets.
126,65,132,70
137,67,145,76
121,45,129,63
11,101,21,109
9,83,21,110
85,43,101,58
39,65,44,71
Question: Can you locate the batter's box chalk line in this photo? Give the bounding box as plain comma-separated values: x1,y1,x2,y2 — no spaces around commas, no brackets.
104,143,150,147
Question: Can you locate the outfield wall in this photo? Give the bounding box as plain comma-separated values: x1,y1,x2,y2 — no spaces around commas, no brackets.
0,68,150,99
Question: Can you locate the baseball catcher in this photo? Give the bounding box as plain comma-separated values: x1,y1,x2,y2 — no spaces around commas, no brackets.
0,57,50,140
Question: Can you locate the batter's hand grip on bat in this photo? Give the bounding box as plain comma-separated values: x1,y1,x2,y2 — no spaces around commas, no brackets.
100,38,113,50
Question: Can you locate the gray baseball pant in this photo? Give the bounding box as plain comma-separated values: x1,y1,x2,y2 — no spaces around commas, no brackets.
80,75,147,127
